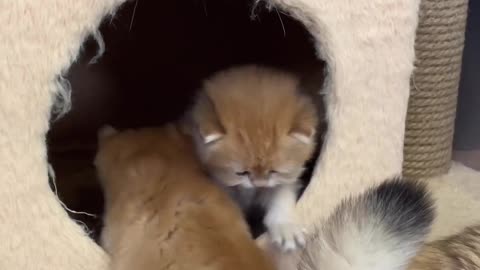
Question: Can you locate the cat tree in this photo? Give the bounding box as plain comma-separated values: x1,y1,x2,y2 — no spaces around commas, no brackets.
0,0,472,269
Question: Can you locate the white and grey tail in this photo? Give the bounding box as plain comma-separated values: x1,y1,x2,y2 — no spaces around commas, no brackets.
299,179,435,270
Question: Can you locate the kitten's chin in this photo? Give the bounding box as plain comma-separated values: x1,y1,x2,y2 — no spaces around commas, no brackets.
239,181,255,189
248,180,280,189
254,182,278,188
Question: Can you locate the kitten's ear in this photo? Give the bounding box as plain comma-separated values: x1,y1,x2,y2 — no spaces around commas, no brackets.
289,98,318,144
98,125,118,143
193,93,225,144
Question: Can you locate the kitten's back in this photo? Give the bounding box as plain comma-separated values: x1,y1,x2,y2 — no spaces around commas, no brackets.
95,124,275,270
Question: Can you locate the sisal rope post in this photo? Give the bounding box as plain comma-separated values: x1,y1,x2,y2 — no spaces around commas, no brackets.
403,0,469,178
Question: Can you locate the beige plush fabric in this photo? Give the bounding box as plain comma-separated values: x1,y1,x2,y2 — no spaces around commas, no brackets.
0,0,124,269
258,0,421,266
0,0,427,268
269,0,421,232
427,162,480,242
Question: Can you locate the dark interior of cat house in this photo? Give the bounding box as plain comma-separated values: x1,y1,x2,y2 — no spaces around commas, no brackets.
47,0,326,243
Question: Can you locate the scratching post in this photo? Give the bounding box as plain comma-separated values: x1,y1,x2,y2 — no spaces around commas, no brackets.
403,0,469,178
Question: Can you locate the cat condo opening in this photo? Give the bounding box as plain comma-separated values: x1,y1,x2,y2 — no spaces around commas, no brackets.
46,0,326,243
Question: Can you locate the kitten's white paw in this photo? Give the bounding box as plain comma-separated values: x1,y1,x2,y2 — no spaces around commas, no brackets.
266,221,306,251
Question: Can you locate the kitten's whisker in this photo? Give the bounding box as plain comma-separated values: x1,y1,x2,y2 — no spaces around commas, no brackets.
202,0,208,17
274,8,286,37
129,0,140,32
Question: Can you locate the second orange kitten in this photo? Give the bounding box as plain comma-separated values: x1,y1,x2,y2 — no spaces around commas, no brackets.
95,124,275,270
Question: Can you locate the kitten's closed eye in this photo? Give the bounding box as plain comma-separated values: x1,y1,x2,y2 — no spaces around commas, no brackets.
236,171,250,177
235,170,279,177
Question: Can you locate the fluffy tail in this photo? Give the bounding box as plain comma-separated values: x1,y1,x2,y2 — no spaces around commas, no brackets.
299,179,435,270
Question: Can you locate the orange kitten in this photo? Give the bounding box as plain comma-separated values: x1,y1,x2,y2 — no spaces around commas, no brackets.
187,65,319,251
94,124,275,270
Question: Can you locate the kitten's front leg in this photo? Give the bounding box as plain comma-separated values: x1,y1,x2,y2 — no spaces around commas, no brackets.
263,184,305,251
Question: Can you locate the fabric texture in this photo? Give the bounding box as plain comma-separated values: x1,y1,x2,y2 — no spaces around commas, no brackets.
426,162,480,241
0,0,124,269
268,0,421,232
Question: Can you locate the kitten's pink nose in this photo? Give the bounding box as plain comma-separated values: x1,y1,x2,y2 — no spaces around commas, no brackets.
251,167,269,179
251,178,270,187
250,167,271,187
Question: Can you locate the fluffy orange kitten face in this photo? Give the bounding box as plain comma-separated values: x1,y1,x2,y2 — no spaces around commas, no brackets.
191,65,318,188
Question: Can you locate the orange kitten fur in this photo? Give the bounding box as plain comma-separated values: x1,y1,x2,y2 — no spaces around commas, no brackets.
95,124,275,270
409,225,480,270
188,65,319,251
